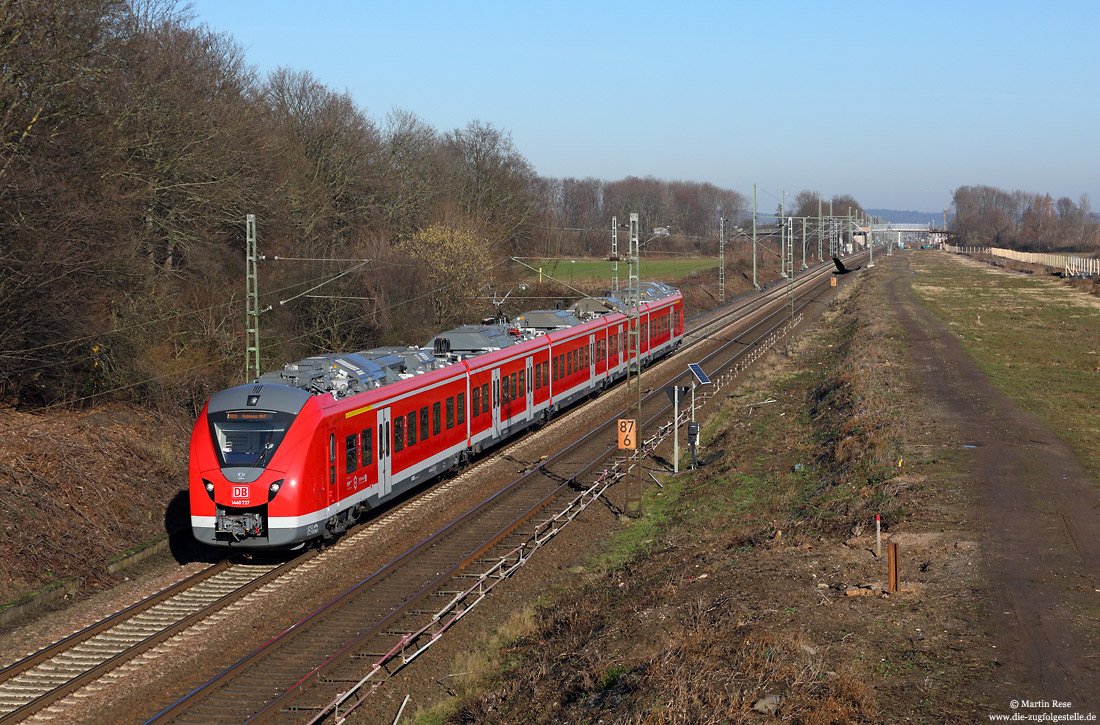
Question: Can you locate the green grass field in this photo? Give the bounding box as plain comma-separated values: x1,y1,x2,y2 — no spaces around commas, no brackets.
909,252,1100,480
516,256,718,285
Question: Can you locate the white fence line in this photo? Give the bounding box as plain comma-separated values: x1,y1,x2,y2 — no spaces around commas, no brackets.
943,245,1100,277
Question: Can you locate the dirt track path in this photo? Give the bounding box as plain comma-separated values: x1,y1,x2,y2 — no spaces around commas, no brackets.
889,252,1100,712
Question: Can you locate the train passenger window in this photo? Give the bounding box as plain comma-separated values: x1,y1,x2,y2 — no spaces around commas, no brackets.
510,372,518,398
519,370,525,397
552,357,558,381
534,364,540,390
501,375,509,403
420,406,429,441
394,417,404,452
446,396,454,429
407,411,416,447
346,434,358,474
433,401,441,435
482,382,490,409
457,392,465,423
472,387,480,417
362,429,373,466
566,352,572,376
585,344,590,368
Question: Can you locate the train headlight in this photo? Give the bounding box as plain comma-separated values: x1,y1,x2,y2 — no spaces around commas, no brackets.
202,479,215,502
268,479,285,501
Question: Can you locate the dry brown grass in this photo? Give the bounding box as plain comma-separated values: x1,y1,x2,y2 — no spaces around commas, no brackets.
445,578,876,724
0,405,188,605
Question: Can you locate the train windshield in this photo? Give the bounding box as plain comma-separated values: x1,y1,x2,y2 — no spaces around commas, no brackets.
208,410,295,468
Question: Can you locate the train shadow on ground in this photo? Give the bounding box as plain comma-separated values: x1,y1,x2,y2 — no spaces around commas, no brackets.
164,490,229,566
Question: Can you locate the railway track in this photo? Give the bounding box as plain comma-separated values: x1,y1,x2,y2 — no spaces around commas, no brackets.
0,556,311,724
1,255,862,724
143,255,860,723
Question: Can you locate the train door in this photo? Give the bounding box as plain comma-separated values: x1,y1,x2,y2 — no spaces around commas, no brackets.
377,408,392,497
326,421,337,508
588,334,595,381
525,357,534,422
491,367,502,438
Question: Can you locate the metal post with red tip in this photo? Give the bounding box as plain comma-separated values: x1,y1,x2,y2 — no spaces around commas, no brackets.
876,513,881,557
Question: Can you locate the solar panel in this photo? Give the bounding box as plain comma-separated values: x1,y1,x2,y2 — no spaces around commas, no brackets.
688,363,711,385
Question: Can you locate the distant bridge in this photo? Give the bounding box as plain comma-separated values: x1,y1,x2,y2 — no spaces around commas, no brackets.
870,223,936,232
868,223,955,240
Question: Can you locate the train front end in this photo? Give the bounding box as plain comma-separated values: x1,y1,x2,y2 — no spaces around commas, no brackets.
190,383,317,549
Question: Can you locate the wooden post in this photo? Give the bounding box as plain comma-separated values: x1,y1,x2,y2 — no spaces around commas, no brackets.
888,542,899,593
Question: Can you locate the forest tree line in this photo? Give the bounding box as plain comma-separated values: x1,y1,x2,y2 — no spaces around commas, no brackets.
951,185,1099,251
0,2,861,411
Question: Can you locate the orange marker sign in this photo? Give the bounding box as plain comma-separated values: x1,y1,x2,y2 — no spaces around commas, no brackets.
617,419,637,450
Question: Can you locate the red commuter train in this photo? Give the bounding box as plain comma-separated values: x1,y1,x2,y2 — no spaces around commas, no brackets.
190,283,684,549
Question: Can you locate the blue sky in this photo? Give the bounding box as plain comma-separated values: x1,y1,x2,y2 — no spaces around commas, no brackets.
186,0,1098,213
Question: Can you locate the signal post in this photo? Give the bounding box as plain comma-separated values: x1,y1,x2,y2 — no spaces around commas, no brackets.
623,213,643,517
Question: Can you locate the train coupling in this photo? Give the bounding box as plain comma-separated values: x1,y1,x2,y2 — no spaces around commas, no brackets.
216,507,265,541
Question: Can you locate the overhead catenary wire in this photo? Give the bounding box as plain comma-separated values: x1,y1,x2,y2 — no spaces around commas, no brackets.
0,255,430,380
0,264,378,361
0,255,521,434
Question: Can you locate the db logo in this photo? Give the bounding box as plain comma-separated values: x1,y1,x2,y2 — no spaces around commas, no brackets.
232,486,249,499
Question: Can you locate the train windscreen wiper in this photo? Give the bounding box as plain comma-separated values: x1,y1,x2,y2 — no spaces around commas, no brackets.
252,442,274,468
